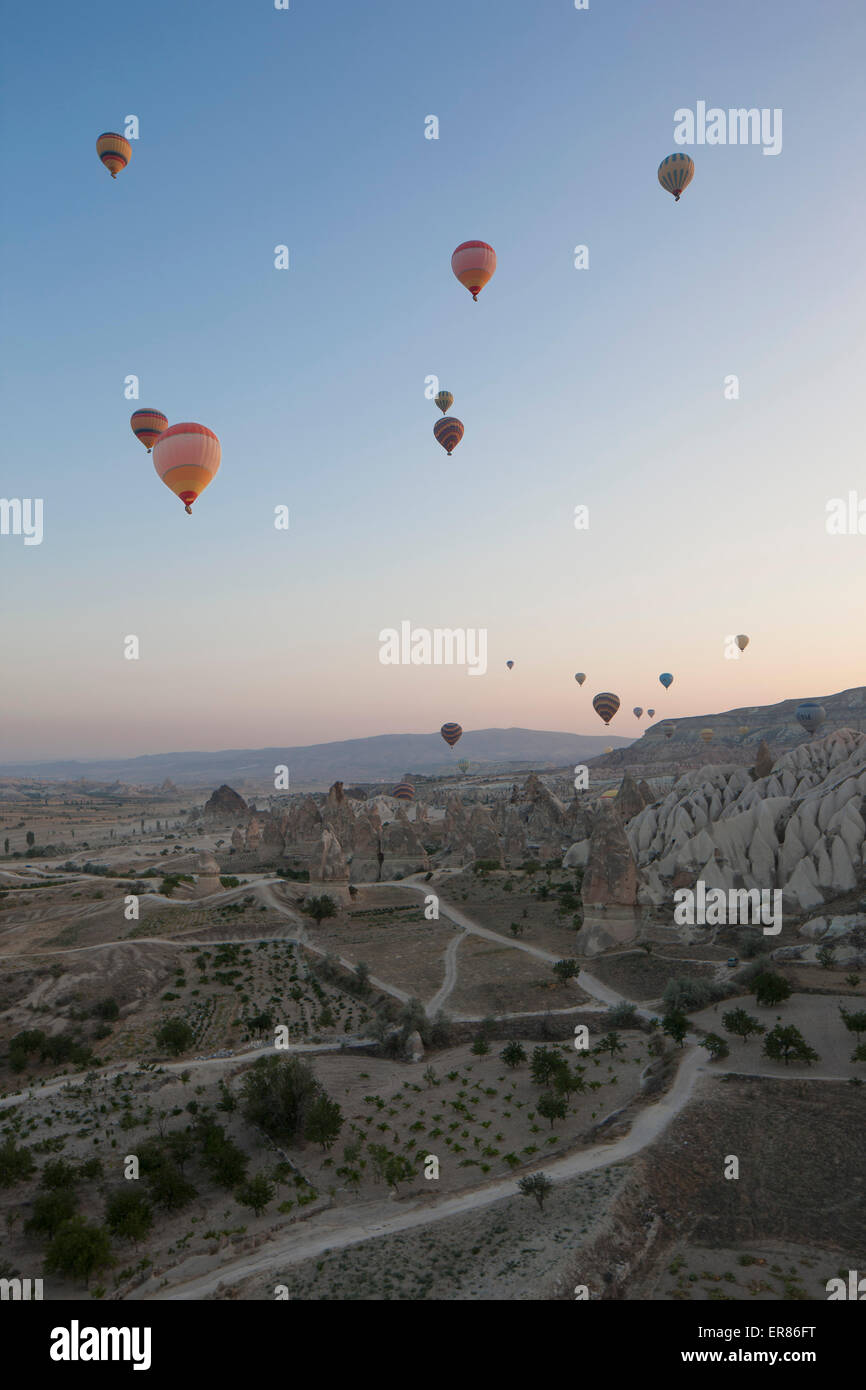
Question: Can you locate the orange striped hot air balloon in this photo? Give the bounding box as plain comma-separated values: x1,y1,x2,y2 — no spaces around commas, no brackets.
393,783,415,802
451,241,496,301
592,692,621,725
152,422,220,514
97,132,132,179
440,722,463,747
130,409,168,454
433,417,464,456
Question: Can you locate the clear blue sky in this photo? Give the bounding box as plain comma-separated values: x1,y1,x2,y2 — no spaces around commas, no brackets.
2,0,865,759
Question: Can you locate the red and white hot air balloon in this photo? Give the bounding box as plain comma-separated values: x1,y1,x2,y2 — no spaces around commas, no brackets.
152,422,221,514
451,241,496,301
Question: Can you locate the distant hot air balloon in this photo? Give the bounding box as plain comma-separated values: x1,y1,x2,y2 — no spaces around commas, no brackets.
647,708,655,719
659,673,674,690
603,746,614,755
433,417,464,456
457,758,469,774
700,728,714,744
592,692,621,726
796,702,826,735
434,391,453,415
575,672,586,686
152,422,220,514
505,660,515,671
97,132,132,179
393,783,415,802
633,707,644,720
663,725,676,740
451,241,496,301
440,722,463,747
600,788,617,800
735,634,750,652
737,725,750,736
658,153,694,201
130,409,168,454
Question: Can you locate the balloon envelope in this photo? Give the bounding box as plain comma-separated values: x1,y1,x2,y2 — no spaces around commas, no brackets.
700,728,714,744
737,725,750,736
506,660,514,669
97,132,132,178
592,692,620,725
659,672,674,689
735,634,750,651
795,702,826,735
647,708,655,718
633,707,643,718
440,722,463,747
658,153,694,201
451,241,496,300
663,725,676,739
575,672,586,685
393,783,415,801
130,409,168,453
433,416,464,456
152,422,220,513
434,391,453,414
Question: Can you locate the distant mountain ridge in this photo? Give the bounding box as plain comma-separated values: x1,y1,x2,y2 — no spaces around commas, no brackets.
0,728,632,789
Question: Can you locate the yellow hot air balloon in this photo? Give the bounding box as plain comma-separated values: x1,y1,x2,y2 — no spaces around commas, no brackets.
737,725,749,736
152,422,220,514
97,132,132,179
434,391,453,414
130,409,168,454
700,728,714,744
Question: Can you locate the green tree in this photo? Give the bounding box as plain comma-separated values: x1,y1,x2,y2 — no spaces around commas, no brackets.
816,944,837,970
235,1173,274,1217
355,961,371,992
305,1094,344,1151
304,895,337,925
154,1019,193,1056
721,1008,766,1045
701,1033,730,1061
762,1024,819,1067
105,1189,153,1243
662,1009,689,1048
40,1160,78,1190
240,1055,321,1145
500,1040,527,1070
43,1218,112,1287
471,1036,490,1056
537,1091,567,1129
383,1154,415,1194
0,1137,35,1188
752,971,791,1007
26,1189,79,1238
530,1046,562,1086
851,1042,866,1064
552,1065,586,1105
26,831,35,848
552,959,580,985
839,1008,866,1040
594,1031,625,1058
518,1172,553,1212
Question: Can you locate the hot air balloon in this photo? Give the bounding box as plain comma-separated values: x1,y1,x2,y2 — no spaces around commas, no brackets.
440,722,463,747
736,634,750,652
393,783,415,802
700,728,714,744
737,725,750,736
633,707,644,720
663,725,676,740
647,708,655,719
451,241,496,301
603,746,614,755
97,132,132,179
457,758,469,774
592,692,620,725
600,788,617,800
152,422,220,514
434,391,453,415
130,409,168,454
659,673,674,690
575,673,586,686
796,702,826,735
506,660,514,670
433,417,464,456
658,153,694,201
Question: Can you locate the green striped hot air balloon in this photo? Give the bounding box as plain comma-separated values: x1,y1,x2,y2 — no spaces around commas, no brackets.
434,390,453,414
